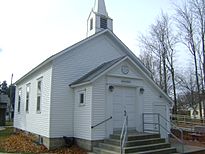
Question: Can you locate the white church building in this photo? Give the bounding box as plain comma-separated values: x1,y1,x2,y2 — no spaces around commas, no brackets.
14,0,172,150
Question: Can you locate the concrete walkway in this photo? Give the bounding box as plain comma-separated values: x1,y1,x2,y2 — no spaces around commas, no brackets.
172,142,205,154
184,145,205,154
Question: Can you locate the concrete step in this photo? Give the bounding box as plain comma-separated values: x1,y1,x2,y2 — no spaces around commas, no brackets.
125,142,171,153
93,147,119,154
98,143,120,152
113,130,139,134
93,147,178,154
98,142,171,153
104,138,165,147
110,133,160,141
92,132,178,154
136,147,177,154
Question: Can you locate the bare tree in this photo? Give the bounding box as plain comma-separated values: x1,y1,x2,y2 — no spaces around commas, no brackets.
198,51,205,117
175,1,203,118
139,12,178,113
151,17,168,94
162,14,178,114
139,38,161,84
139,50,155,78
190,0,205,118
191,0,205,87
139,13,169,93
178,69,200,113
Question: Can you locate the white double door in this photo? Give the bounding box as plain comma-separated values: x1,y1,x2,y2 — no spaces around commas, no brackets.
112,86,137,129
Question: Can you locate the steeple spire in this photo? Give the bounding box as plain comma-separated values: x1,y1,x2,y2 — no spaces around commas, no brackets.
93,0,108,16
86,0,113,37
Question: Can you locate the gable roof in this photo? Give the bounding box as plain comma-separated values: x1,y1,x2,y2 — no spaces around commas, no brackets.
70,56,173,104
15,30,108,84
15,29,151,84
70,56,126,87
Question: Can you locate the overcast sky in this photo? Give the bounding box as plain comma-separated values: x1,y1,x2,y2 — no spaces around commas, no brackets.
0,0,178,83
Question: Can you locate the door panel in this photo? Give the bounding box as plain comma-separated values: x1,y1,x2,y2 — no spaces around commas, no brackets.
112,87,136,129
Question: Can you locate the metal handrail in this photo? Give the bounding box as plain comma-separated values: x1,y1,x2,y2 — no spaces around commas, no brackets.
120,112,128,154
159,121,184,144
160,114,183,131
171,114,205,131
142,113,184,153
161,115,184,143
91,116,112,129
159,114,184,153
159,114,184,143
143,113,184,137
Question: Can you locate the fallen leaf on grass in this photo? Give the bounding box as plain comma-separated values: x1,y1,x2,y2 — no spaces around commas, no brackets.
1,132,87,154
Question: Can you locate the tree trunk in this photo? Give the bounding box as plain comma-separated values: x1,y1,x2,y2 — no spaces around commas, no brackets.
162,52,167,94
159,56,163,89
202,34,205,88
200,20,205,93
193,51,202,118
171,67,177,114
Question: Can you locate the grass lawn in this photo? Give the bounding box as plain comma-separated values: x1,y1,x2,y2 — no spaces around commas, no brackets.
0,127,13,140
5,121,13,127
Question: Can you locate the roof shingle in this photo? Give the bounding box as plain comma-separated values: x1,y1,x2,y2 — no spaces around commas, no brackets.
69,56,126,86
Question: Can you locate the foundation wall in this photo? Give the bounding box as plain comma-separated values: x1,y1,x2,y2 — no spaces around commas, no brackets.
75,138,103,151
14,128,101,151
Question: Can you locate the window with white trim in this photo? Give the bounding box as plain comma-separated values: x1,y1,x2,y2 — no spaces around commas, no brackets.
90,18,93,30
26,83,30,112
78,90,86,106
37,78,42,112
18,88,22,113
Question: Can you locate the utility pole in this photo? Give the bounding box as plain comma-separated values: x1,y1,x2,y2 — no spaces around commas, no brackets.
9,73,13,121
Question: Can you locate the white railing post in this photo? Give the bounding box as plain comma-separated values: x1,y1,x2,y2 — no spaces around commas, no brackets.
120,110,128,154
158,113,161,135
142,113,145,133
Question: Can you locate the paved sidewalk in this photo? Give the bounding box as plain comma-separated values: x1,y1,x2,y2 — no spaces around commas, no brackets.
184,144,205,153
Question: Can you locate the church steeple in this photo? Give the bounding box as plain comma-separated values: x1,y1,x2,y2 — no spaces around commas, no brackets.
93,0,108,16
87,0,113,37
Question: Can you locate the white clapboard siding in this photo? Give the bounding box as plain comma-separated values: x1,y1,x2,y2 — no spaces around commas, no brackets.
50,34,125,138
142,77,170,132
14,63,52,137
143,82,159,132
91,77,106,140
74,86,92,140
